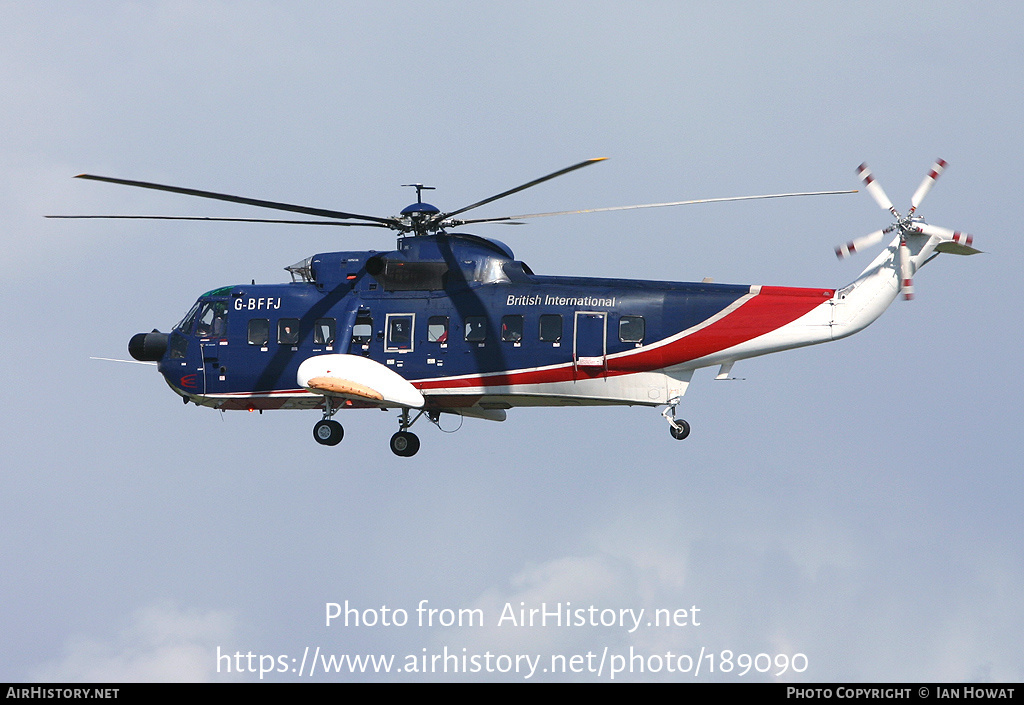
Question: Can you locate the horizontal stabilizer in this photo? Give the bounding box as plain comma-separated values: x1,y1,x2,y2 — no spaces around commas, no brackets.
297,354,424,408
934,241,982,256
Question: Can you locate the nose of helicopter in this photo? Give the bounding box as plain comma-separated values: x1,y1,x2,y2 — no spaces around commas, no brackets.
128,331,168,362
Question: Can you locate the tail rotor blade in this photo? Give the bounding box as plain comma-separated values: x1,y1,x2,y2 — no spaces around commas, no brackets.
899,238,914,300
835,228,889,259
911,223,981,255
910,222,971,244
909,158,947,214
857,163,898,216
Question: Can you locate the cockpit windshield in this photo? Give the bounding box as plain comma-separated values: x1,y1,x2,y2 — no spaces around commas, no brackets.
175,299,228,338
175,301,201,335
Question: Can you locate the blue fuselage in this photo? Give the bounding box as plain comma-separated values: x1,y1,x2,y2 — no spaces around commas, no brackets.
151,233,832,410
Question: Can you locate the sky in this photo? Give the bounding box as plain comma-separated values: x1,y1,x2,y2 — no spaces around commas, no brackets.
1,1,1022,683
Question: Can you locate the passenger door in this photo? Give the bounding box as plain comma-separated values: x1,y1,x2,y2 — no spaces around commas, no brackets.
573,311,607,371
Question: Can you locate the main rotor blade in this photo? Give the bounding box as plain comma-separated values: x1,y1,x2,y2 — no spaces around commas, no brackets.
448,189,858,226
74,174,399,227
46,214,392,227
438,158,607,222
909,158,947,214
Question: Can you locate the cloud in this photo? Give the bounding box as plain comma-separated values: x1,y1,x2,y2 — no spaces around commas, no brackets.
423,500,1024,682
29,603,240,683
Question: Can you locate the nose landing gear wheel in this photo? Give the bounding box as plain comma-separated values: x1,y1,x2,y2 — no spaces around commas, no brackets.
390,431,420,457
313,419,344,446
669,419,690,440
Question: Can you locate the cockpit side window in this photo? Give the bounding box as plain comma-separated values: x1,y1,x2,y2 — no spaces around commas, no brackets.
195,301,227,338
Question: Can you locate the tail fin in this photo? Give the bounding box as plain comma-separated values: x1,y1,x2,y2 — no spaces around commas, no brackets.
832,230,980,340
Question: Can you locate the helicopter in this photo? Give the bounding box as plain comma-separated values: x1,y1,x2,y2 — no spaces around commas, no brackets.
57,158,979,456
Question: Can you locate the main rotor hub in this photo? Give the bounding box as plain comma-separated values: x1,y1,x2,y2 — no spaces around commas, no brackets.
399,202,441,217
397,184,443,235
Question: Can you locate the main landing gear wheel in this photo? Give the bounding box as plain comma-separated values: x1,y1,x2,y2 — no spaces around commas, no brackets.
669,419,690,440
313,419,344,446
390,431,420,457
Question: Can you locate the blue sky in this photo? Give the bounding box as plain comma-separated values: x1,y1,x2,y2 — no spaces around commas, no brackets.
1,1,1021,682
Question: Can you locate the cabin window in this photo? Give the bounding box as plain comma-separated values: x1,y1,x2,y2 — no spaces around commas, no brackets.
501,315,523,342
352,316,373,345
619,315,645,343
539,314,562,342
465,316,487,342
314,318,335,345
278,318,300,345
385,313,415,352
248,319,269,346
428,316,449,343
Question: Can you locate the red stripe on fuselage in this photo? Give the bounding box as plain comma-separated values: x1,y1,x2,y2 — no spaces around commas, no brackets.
610,285,833,372
415,285,833,390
